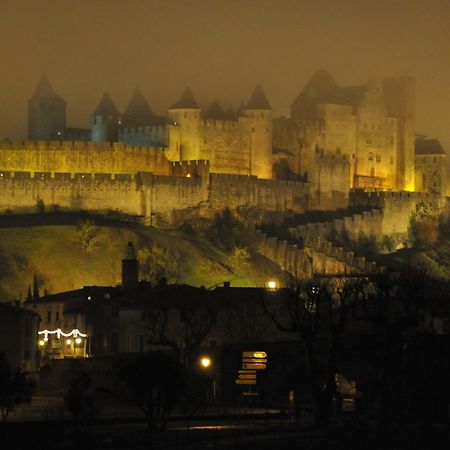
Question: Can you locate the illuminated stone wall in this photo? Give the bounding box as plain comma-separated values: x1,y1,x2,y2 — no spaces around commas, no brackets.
208,173,309,213
0,141,172,176
199,119,251,175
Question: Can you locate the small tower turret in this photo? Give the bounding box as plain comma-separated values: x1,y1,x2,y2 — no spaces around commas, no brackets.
168,87,201,161
121,242,139,290
244,85,273,179
28,75,66,140
91,92,120,143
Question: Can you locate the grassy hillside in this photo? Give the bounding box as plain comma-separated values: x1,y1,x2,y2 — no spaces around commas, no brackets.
0,217,284,300
379,223,450,282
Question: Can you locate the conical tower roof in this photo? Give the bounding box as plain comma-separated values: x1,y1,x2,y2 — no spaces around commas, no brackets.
291,69,340,118
170,86,200,109
29,74,65,102
204,100,226,119
246,85,271,110
93,92,120,116
122,88,158,127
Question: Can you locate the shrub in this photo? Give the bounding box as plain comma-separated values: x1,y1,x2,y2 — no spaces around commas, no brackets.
35,198,45,213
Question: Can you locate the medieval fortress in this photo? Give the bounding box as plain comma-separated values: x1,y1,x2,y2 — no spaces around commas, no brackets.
0,71,448,274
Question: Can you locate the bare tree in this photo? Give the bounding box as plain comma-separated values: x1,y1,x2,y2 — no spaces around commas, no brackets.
260,276,363,428
145,307,215,367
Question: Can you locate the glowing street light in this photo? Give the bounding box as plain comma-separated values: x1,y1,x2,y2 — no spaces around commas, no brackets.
39,340,45,347
200,356,211,368
267,280,277,290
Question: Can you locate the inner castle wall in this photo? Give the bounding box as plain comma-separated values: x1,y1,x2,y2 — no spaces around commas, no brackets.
0,141,172,177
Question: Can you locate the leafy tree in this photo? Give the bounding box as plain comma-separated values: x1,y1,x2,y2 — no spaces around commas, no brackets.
211,207,247,251
414,218,439,247
77,219,99,252
35,198,45,213
138,244,182,284
0,353,35,422
381,235,395,253
121,352,186,431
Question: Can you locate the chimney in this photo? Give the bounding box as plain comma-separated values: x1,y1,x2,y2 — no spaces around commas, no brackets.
122,242,139,289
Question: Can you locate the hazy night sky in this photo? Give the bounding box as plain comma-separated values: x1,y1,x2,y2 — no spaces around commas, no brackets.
0,0,449,150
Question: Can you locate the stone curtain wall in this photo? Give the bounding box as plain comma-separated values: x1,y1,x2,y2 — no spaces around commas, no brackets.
209,174,310,213
0,168,309,221
254,230,379,278
0,141,172,176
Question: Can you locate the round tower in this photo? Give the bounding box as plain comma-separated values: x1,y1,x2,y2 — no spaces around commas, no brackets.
91,92,120,143
28,75,66,140
168,87,201,161
244,85,273,179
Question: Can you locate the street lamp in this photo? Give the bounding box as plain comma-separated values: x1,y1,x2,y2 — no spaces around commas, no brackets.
199,356,216,402
267,280,277,290
200,356,211,368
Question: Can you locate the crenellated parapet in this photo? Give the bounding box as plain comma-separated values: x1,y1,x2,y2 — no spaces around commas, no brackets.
254,229,381,278
171,160,210,179
0,140,172,176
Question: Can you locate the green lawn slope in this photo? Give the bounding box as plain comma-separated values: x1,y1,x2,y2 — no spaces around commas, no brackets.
0,217,283,300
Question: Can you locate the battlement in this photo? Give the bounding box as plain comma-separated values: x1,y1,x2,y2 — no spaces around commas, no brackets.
201,118,239,129
210,173,256,182
0,170,137,185
120,124,168,134
171,160,210,168
313,147,349,162
0,139,168,154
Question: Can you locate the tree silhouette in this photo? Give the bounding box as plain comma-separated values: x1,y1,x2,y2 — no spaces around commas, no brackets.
64,373,96,428
0,353,35,422
121,351,186,431
260,276,363,428
146,307,214,367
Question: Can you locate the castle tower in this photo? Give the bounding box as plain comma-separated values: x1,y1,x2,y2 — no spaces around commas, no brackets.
122,88,160,127
121,242,139,290
382,77,415,191
91,92,120,143
28,75,66,140
244,85,273,179
168,87,201,161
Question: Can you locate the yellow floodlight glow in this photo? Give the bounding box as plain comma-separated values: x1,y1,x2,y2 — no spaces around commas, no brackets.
267,280,277,290
75,338,82,345
66,339,72,345
39,340,45,347
200,357,211,368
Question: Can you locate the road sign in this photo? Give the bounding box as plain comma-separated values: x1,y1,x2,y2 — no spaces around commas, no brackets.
242,351,267,358
243,363,266,370
235,379,256,385
238,374,256,380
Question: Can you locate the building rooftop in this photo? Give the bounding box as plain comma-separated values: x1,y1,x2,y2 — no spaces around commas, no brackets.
122,88,165,127
170,86,200,109
29,74,65,103
246,85,271,110
415,138,447,156
93,92,120,117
